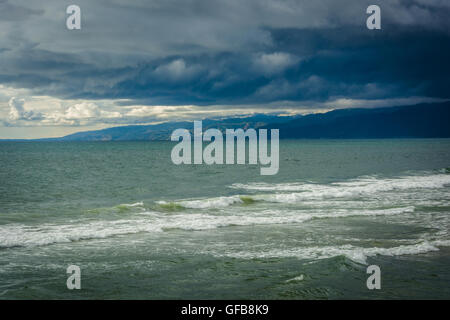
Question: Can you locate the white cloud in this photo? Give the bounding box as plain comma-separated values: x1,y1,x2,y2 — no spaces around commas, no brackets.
8,97,42,121
65,103,100,119
2,95,122,126
41,102,122,126
65,102,121,120
125,105,194,117
253,52,299,75
8,97,24,120
154,59,202,82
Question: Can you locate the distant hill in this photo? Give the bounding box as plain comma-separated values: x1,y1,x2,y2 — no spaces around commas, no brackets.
41,114,299,141
34,102,450,141
265,102,450,139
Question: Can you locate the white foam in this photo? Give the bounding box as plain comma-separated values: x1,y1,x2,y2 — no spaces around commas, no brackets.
0,206,416,248
120,202,144,207
429,239,450,247
151,172,450,209
286,274,304,282
0,219,163,248
221,241,447,264
231,174,450,201
231,182,310,191
158,196,244,209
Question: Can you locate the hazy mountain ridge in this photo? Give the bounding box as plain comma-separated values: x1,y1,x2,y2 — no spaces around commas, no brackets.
266,102,450,138
8,102,449,141
39,114,298,141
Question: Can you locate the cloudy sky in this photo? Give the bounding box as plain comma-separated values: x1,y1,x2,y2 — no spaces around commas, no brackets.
0,0,449,138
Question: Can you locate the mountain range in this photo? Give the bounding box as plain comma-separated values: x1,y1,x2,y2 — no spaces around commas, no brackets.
32,101,450,141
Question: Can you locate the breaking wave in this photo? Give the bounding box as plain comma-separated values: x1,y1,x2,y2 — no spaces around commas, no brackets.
231,172,450,197
217,240,450,264
156,195,257,210
0,206,415,248
150,172,450,210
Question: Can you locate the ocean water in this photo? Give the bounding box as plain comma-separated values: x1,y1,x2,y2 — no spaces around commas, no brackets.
0,139,450,299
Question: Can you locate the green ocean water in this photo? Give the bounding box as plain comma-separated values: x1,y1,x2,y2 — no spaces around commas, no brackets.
0,139,450,299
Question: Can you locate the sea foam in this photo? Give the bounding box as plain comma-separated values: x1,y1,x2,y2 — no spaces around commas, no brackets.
218,241,450,264
0,206,415,248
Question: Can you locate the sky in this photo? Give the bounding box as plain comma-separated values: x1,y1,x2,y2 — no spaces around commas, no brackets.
0,0,449,138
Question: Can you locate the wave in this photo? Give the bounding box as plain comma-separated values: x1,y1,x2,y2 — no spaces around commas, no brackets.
286,275,305,282
230,172,450,201
0,219,163,248
115,201,145,212
232,172,450,192
156,195,249,210
155,201,185,211
219,240,450,264
120,202,144,208
0,206,415,249
85,201,146,215
148,171,450,210
2,171,447,249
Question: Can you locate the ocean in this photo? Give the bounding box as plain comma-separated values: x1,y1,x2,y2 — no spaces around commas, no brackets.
0,139,450,299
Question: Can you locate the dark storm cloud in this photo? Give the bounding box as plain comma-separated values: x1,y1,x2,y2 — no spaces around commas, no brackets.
0,0,449,107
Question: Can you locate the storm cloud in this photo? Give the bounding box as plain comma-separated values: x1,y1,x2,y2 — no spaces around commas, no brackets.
0,0,449,135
